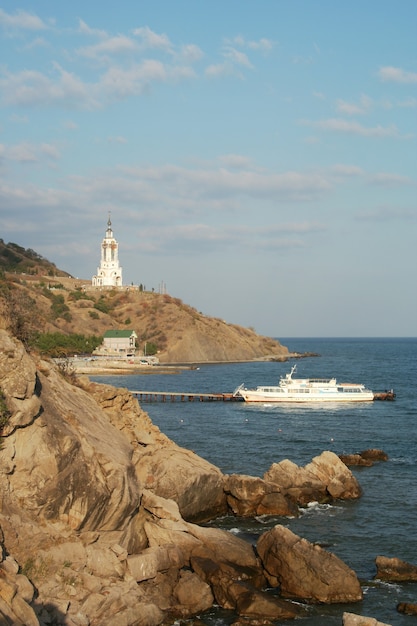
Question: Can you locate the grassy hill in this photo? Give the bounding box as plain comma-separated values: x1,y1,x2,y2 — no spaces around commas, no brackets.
0,241,289,363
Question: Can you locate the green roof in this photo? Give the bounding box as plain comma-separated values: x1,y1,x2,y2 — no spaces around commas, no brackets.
103,330,136,338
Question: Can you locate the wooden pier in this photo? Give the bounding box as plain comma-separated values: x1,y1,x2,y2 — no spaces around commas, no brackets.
131,391,242,403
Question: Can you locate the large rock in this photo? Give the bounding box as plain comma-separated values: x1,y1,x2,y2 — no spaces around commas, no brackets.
134,444,228,523
0,360,140,532
264,451,362,504
0,330,41,434
397,602,417,615
224,474,299,517
86,379,229,524
375,555,417,581
257,525,363,603
340,449,388,467
343,613,392,626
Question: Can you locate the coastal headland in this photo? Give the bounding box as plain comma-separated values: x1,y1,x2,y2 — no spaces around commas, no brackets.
1,327,406,626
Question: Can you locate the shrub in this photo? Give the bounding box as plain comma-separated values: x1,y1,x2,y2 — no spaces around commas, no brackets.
33,332,102,357
0,388,11,431
94,297,111,314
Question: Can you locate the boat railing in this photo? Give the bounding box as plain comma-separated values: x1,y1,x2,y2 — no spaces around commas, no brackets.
233,383,245,397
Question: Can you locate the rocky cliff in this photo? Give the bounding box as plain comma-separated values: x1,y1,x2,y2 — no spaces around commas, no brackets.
0,328,389,625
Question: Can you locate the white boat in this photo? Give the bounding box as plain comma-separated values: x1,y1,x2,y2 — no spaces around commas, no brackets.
233,365,374,403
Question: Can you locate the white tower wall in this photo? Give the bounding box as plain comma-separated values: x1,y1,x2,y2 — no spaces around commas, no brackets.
92,217,123,287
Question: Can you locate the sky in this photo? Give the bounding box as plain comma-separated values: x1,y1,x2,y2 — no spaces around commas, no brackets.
0,1,416,338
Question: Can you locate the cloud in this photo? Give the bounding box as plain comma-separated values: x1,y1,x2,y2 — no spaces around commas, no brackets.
133,26,173,53
356,206,417,222
78,19,107,38
0,141,60,163
178,44,204,63
331,164,364,177
228,35,275,53
77,35,138,60
223,46,253,69
368,172,414,186
0,8,47,30
107,136,128,144
132,220,322,255
205,62,239,78
302,118,405,138
0,65,97,109
336,95,372,115
0,57,196,109
217,154,253,169
378,66,417,84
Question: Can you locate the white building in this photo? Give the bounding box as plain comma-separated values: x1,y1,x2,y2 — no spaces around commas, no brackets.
92,216,123,287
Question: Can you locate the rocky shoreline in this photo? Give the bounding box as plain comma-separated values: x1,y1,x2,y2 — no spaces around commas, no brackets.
0,329,414,626
67,351,311,376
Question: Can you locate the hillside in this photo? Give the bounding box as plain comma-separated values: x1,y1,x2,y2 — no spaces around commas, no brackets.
0,239,70,277
0,242,289,363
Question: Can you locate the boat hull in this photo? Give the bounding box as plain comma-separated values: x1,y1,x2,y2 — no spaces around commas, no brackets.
238,391,374,403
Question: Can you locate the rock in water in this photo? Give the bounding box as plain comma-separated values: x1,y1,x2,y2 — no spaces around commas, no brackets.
257,525,363,604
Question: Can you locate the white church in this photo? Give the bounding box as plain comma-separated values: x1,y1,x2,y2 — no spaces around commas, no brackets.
92,216,123,288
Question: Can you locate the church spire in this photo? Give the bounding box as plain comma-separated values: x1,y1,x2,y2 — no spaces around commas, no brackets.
92,215,123,288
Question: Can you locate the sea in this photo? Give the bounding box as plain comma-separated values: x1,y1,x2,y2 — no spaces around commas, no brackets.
90,337,417,626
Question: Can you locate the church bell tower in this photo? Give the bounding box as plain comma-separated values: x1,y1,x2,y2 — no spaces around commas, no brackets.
92,215,123,287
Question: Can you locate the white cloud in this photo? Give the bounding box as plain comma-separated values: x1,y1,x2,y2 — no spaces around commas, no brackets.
205,62,238,78
0,65,97,109
336,95,372,115
0,8,47,30
178,44,204,63
78,19,107,38
0,141,60,163
133,26,173,53
77,35,138,60
302,118,405,138
0,55,196,109
107,136,128,144
331,164,364,177
227,35,275,52
223,46,253,69
218,154,253,169
378,66,417,84
368,172,414,186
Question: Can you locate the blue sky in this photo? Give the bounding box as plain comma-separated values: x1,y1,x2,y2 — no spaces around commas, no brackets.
0,1,416,337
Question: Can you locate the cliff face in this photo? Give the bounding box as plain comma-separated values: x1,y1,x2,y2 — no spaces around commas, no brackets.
0,328,231,623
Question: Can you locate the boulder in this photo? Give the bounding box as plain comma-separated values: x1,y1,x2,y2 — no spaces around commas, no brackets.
172,569,214,616
191,556,300,620
264,451,362,504
0,330,42,435
397,602,417,615
257,525,363,604
340,449,388,467
375,555,417,581
343,613,392,626
224,474,299,517
127,544,186,582
134,444,228,523
304,451,362,500
359,449,388,462
0,560,40,626
263,459,326,505
339,454,373,467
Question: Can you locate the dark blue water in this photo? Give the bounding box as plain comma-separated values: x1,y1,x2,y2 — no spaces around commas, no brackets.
91,338,417,625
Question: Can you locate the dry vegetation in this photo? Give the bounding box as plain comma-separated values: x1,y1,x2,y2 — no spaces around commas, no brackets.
1,272,288,362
